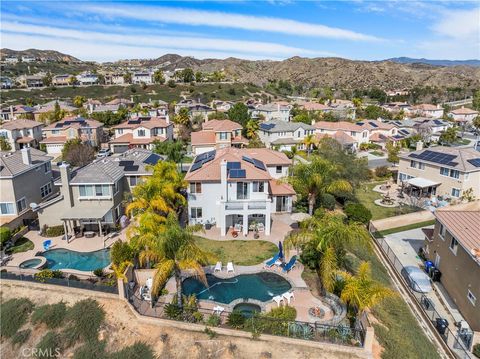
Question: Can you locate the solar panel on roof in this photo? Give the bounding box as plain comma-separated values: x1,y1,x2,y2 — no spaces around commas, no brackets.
260,123,275,131
143,153,161,165
124,165,139,171
467,158,480,167
227,162,241,170
368,121,378,128
128,119,141,124
253,159,266,171
242,156,254,164
119,160,134,167
229,169,246,178
356,122,364,126
189,161,202,171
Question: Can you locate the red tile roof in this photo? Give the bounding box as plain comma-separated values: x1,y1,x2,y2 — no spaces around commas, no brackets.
435,210,480,256
202,119,242,132
109,133,166,144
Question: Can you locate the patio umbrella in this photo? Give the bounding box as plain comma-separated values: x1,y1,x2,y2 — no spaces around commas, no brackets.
278,241,284,261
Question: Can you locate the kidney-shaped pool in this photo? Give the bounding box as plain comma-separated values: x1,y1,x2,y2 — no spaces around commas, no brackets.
182,272,291,304
41,248,110,271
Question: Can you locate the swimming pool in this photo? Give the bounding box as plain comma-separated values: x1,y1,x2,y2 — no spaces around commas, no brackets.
19,258,43,269
182,272,291,304
41,248,110,271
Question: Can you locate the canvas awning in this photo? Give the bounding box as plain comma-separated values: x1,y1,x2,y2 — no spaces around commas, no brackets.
60,206,110,220
406,177,440,189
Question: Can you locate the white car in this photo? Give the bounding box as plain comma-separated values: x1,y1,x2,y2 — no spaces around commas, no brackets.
97,148,111,158
402,266,432,293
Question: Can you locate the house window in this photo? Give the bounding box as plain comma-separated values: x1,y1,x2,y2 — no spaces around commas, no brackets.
137,129,145,137
450,169,459,179
95,185,110,196
51,130,60,135
410,160,417,168
418,162,425,170
190,207,203,219
117,129,124,135
129,176,137,186
237,182,249,200
276,166,282,174
440,167,449,176
44,162,51,173
114,180,119,194
40,183,52,198
79,184,110,197
190,182,202,194
219,132,228,140
439,223,446,239
451,188,460,197
252,181,264,192
0,203,15,215
467,290,477,306
449,237,458,255
16,198,27,213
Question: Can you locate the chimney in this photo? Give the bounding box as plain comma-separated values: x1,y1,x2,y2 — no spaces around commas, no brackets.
416,141,424,151
220,160,228,200
21,148,31,165
10,105,14,119
59,163,74,208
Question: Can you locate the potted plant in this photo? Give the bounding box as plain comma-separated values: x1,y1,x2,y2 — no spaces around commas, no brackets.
251,221,259,239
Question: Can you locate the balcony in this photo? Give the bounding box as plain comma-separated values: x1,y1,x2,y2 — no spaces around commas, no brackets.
224,201,268,212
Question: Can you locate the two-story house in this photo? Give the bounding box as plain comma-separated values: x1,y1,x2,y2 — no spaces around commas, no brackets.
132,72,153,84
0,119,44,151
409,104,444,119
109,117,174,153
448,107,479,124
76,73,99,85
52,74,72,86
258,120,315,151
104,73,125,85
36,149,163,236
18,75,44,88
0,105,35,121
185,147,295,236
0,148,56,229
253,103,291,122
357,120,398,148
175,100,214,120
423,209,480,331
313,121,369,151
397,146,480,199
41,116,104,155
191,120,248,155
33,101,76,121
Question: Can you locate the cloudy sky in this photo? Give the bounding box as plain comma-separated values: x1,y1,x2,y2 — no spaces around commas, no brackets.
1,0,479,62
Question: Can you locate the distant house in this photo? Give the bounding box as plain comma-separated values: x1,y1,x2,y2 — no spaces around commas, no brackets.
409,104,444,119
4,56,18,64
18,75,44,88
448,107,479,124
76,73,99,85
33,101,76,121
21,56,36,63
41,116,104,155
313,121,369,151
329,99,356,120
175,100,214,120
0,148,56,229
132,72,153,84
1,77,13,89
211,100,234,112
105,98,135,107
109,117,174,153
104,73,125,85
0,119,44,151
356,120,398,148
253,102,291,122
129,100,169,118
52,74,72,86
258,119,314,151
297,101,333,113
0,105,35,122
191,119,248,155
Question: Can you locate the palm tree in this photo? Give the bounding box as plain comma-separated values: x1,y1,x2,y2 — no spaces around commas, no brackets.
136,214,214,309
302,134,316,157
339,261,394,311
288,156,352,215
245,119,259,140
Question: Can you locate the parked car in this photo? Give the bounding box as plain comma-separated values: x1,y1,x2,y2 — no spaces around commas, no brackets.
96,148,111,158
401,266,432,293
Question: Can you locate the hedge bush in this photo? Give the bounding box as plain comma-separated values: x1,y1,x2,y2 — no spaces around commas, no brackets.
473,344,480,358
344,202,373,224
31,302,67,329
319,193,336,210
34,269,64,283
0,298,34,338
11,329,31,346
0,227,12,248
375,166,391,178
45,225,65,237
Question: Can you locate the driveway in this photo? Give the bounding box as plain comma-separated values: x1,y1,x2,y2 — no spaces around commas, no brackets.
383,227,429,267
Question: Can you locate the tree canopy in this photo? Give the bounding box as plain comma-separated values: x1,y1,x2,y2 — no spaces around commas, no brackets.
227,103,250,127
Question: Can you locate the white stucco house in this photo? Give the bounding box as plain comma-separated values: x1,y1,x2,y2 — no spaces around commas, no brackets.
258,120,315,151
448,107,479,124
253,103,292,122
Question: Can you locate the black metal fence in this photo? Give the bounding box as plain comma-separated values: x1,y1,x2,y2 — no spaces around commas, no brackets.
125,284,365,348
369,225,473,359
1,267,118,295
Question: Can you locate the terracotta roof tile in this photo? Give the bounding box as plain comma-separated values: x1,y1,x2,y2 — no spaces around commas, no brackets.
202,119,242,132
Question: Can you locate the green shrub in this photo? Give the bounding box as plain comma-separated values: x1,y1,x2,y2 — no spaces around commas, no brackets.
110,241,133,266
34,269,64,283
344,202,372,224
0,227,12,248
319,193,336,210
11,329,31,346
0,298,34,338
164,304,182,320
36,331,62,358
45,225,65,237
73,340,107,359
265,305,297,321
192,311,204,323
93,268,105,277
204,327,218,339
109,342,156,359
227,310,245,329
62,299,105,347
31,302,67,329
374,166,391,178
473,344,480,358
206,314,221,327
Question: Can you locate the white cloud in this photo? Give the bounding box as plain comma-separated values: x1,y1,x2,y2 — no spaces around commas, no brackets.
75,3,381,41
432,7,480,40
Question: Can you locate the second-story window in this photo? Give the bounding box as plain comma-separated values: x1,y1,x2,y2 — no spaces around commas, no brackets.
252,181,264,192
44,162,51,173
410,160,417,168
190,182,202,194
450,169,459,179
117,129,124,135
449,237,458,255
276,166,282,174
237,182,249,199
16,198,27,213
219,132,228,140
137,129,146,137
440,167,449,176
41,183,52,198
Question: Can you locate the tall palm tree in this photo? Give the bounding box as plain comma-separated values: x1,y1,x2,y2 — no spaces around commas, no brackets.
288,156,352,215
302,134,316,157
135,214,214,309
339,261,394,311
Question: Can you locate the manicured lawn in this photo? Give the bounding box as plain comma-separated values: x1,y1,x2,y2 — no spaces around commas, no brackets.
6,237,34,254
195,236,278,266
355,182,420,220
369,150,384,157
378,220,435,237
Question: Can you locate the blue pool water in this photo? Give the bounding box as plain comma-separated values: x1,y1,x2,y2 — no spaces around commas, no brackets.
182,272,291,304
19,258,42,269
41,248,110,271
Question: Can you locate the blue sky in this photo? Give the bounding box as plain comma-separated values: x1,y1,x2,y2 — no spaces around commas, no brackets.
1,1,479,62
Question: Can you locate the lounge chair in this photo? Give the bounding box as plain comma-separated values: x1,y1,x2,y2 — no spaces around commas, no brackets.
146,277,153,290
214,262,222,272
227,262,235,273
272,295,284,307
282,291,295,304
213,305,225,315
264,253,280,268
282,256,297,273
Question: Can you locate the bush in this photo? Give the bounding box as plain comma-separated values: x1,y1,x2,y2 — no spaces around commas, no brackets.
227,310,245,329
34,269,64,283
110,241,133,266
93,268,105,277
73,340,107,359
0,227,12,248
344,202,372,224
164,304,182,320
375,166,391,178
11,329,31,346
36,331,62,358
45,225,65,237
319,193,336,210
31,302,67,329
62,299,105,347
206,314,221,327
473,344,480,359
265,305,297,321
0,298,34,338
204,327,218,339
110,342,156,359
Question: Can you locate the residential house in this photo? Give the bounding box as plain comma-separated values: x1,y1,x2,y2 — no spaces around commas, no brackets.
109,117,173,153
185,147,295,236
18,75,44,88
129,100,169,118
258,119,315,151
313,121,369,151
0,148,56,228
329,99,356,120
0,119,44,151
211,100,234,112
356,120,398,148
1,77,13,89
397,146,480,199
52,74,72,86
105,98,134,108
0,105,35,122
448,107,479,124
253,102,291,122
76,73,99,86
41,116,104,155
4,56,19,64
175,100,214,121
423,209,480,331
104,73,125,85
409,104,444,119
36,149,163,235
33,101,77,121
21,56,36,63
191,119,248,155
132,72,153,84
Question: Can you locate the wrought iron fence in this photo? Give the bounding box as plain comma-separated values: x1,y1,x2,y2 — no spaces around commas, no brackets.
369,225,473,359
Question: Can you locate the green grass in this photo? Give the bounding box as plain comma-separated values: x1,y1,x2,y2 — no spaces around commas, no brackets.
195,236,278,266
355,182,420,220
6,237,34,254
0,298,34,338
369,150,384,157
378,220,435,237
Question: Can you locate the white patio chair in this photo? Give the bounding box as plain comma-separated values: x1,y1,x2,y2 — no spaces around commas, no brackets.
214,262,222,272
213,305,225,315
272,295,284,307
282,291,295,304
257,223,265,233
227,262,235,273
146,277,153,290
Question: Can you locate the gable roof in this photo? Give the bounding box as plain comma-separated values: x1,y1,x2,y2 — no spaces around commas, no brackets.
313,121,364,132
260,119,314,132
112,117,170,130
0,119,43,130
449,107,478,115
202,119,242,132
401,146,480,172
43,116,102,130
0,149,52,177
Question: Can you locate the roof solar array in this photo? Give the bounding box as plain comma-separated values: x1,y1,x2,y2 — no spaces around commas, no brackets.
127,119,141,125
189,161,202,171
368,121,378,128
433,120,443,125
229,169,246,178
409,150,458,167
143,153,161,165
119,160,134,167
259,123,275,131
253,158,266,171
227,161,241,170
124,165,139,171
356,122,364,126
242,156,254,164
467,158,480,168
190,150,216,172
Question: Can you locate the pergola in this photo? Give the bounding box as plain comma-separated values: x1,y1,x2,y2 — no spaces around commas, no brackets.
405,177,440,198
60,207,111,239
